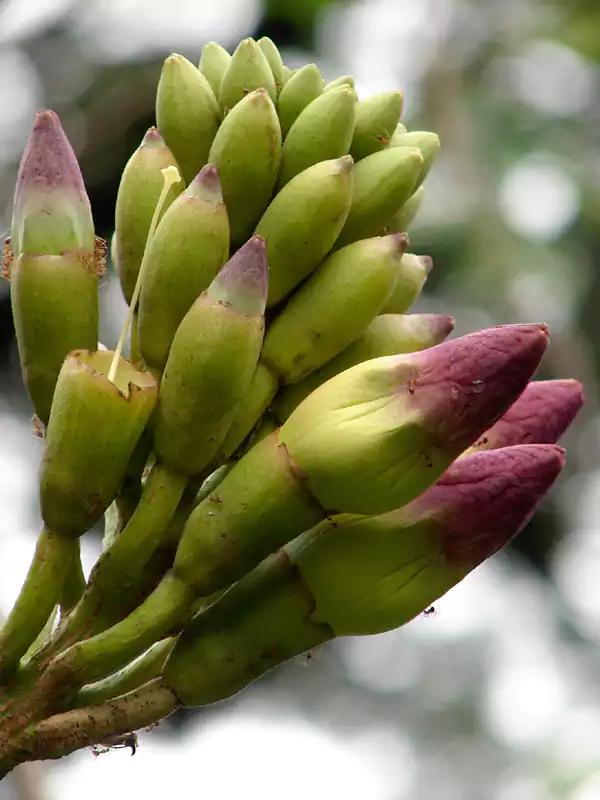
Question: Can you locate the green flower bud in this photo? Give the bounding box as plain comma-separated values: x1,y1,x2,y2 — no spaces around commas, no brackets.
276,64,323,138
350,90,404,161
257,36,286,91
272,313,455,421
114,128,183,303
11,110,94,258
219,38,277,113
287,444,566,635
277,85,357,188
261,234,408,384
279,324,550,514
10,252,99,423
381,253,432,313
198,42,231,96
40,350,158,537
255,156,354,306
391,130,440,186
153,237,268,475
386,185,425,233
281,65,293,86
335,147,423,248
138,165,230,371
466,379,584,454
156,54,221,184
208,89,282,246
323,75,355,91
218,361,279,459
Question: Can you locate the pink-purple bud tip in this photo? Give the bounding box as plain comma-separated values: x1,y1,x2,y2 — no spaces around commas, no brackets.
405,323,550,454
471,379,584,450
207,236,269,317
15,110,87,198
187,164,223,202
412,444,565,569
141,127,168,148
420,314,455,343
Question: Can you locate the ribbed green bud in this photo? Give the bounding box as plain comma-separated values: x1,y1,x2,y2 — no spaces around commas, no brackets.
255,156,354,306
198,42,231,96
218,361,279,459
323,75,355,91
381,253,432,313
156,54,221,184
391,130,440,186
208,89,282,246
138,165,230,371
40,350,158,537
386,185,425,233
153,237,268,475
11,110,94,259
261,234,408,384
10,252,99,424
349,90,404,161
335,146,422,248
163,552,332,706
219,38,277,113
276,64,323,138
272,313,455,421
114,128,183,303
257,36,285,91
277,85,357,188
278,324,550,514
172,431,325,595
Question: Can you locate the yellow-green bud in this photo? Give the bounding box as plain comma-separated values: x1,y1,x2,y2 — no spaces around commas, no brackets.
198,42,231,97
381,252,432,313
219,38,277,113
350,91,404,160
276,63,323,138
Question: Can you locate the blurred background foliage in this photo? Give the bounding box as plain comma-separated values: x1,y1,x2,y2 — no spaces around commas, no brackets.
1,0,600,798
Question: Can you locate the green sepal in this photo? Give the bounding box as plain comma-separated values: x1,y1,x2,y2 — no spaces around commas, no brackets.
262,234,408,384
138,165,230,371
276,63,323,138
198,42,231,96
255,156,354,306
172,432,326,596
40,350,158,537
277,85,357,188
349,90,404,160
335,146,423,248
156,54,221,184
208,89,282,246
10,252,99,424
114,128,183,303
381,253,432,313
272,313,455,421
219,38,277,113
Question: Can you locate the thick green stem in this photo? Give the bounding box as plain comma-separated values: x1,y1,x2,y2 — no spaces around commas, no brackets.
72,638,175,709
46,462,187,651
0,528,78,682
0,679,179,777
59,541,85,615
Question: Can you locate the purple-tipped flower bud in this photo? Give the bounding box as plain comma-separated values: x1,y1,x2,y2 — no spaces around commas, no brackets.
12,110,95,258
280,323,550,513
467,379,584,453
289,443,566,636
207,235,268,316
